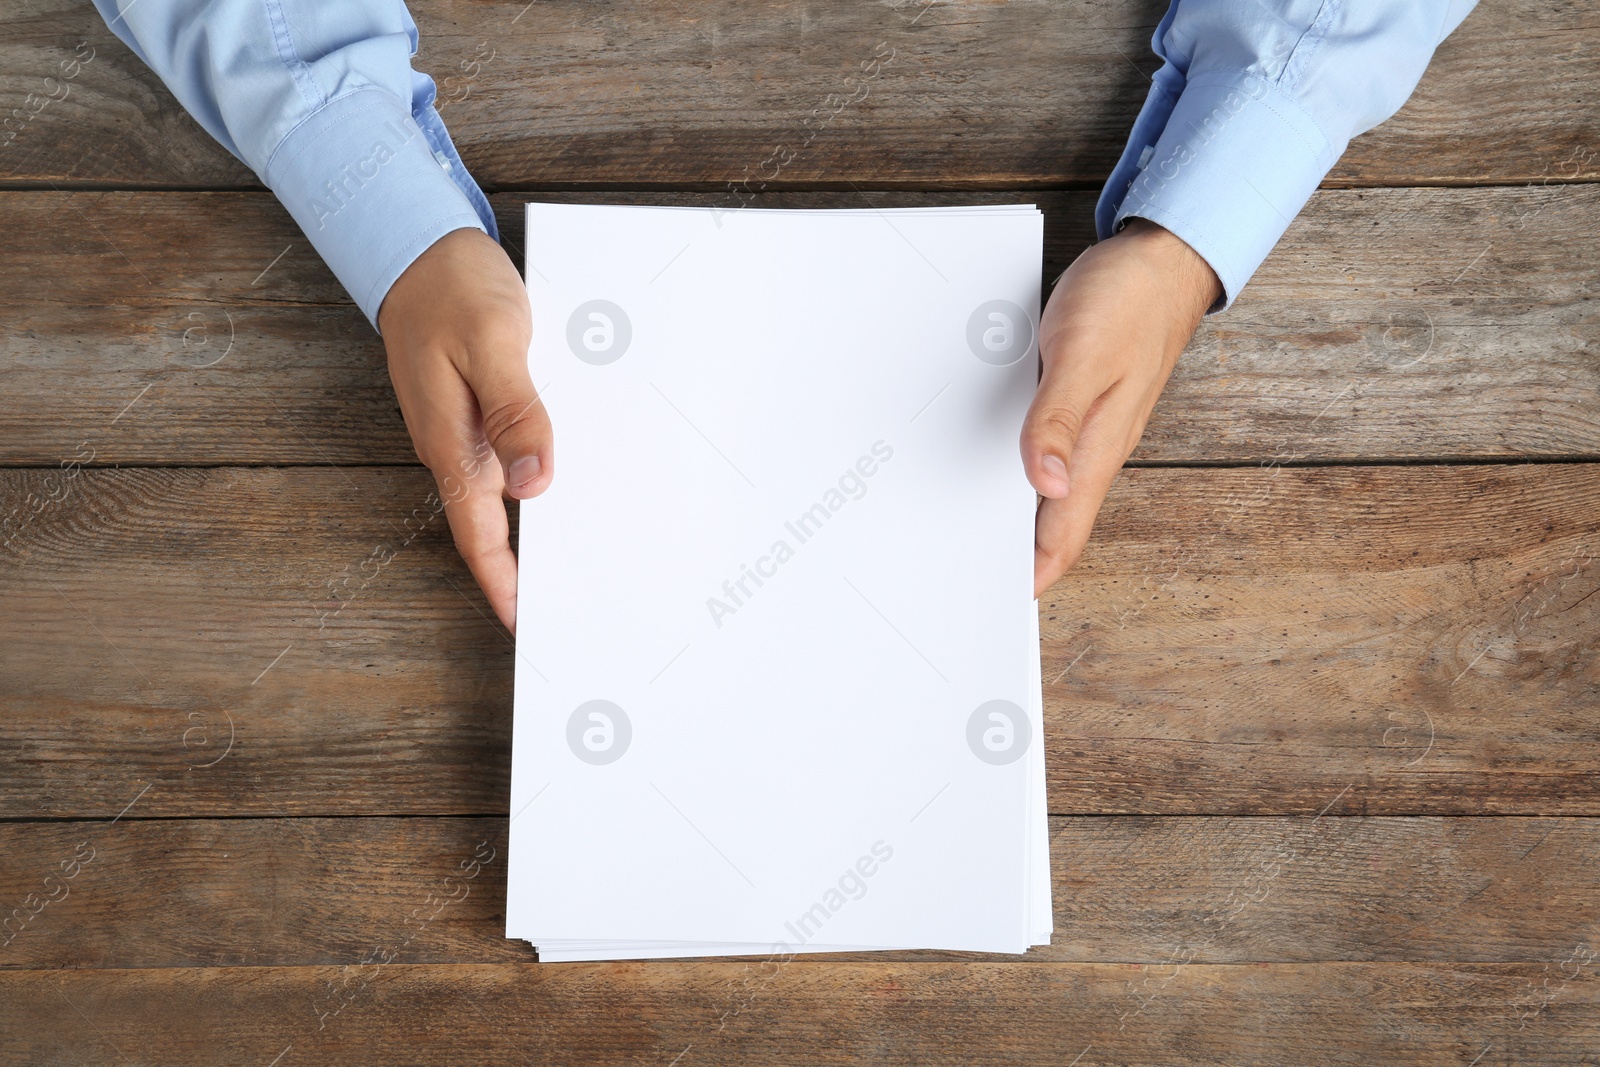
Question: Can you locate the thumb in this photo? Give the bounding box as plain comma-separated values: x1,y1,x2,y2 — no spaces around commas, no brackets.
1020,351,1113,500
460,332,554,500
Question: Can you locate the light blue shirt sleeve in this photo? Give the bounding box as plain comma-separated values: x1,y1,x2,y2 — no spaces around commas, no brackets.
1097,0,1479,310
90,0,497,330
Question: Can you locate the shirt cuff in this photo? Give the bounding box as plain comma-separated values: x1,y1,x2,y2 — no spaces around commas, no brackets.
262,86,492,330
1096,70,1341,311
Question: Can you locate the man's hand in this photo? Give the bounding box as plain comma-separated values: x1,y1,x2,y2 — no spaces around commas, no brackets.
1022,218,1222,597
378,227,551,632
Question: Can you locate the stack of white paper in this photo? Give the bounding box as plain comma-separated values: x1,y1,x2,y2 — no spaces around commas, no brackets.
508,202,1051,961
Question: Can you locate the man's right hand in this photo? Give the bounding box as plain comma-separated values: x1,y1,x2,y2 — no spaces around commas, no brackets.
378,227,552,633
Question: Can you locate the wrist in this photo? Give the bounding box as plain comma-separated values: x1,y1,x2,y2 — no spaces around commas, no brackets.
378,227,522,341
1115,216,1224,325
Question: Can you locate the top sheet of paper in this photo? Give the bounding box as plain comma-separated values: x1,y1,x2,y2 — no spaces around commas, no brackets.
509,203,1044,954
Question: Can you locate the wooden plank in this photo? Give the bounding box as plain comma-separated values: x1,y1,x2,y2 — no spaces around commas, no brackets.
1175,183,1600,464
1,815,1596,970
2,185,1597,467
3,961,1597,1065
2,463,1594,819
1052,462,1600,815
2,1,1595,189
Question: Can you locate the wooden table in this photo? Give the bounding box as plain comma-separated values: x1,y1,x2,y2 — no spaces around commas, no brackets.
3,1,1597,1062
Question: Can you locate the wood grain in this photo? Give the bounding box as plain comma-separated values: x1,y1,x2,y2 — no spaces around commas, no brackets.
1052,462,1600,815
1,815,1596,970
3,0,1594,1060
3,0,1595,189
3,961,1597,1065
2,185,1597,467
2,463,1594,819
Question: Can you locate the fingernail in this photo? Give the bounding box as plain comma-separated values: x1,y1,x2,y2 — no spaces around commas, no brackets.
1039,453,1070,497
507,455,542,494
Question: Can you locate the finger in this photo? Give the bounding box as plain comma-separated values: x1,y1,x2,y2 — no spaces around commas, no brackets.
438,471,520,632
457,321,554,501
1019,336,1119,500
1032,381,1151,596
400,360,521,631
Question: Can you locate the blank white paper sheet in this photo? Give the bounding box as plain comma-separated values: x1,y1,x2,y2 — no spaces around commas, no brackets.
508,202,1051,961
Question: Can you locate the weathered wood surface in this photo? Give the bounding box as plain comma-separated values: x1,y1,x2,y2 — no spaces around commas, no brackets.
1,815,1596,970
3,2,1595,1063
1055,461,1600,815
3,961,1597,1065
3,0,1596,189
3,463,1594,819
2,184,1596,468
